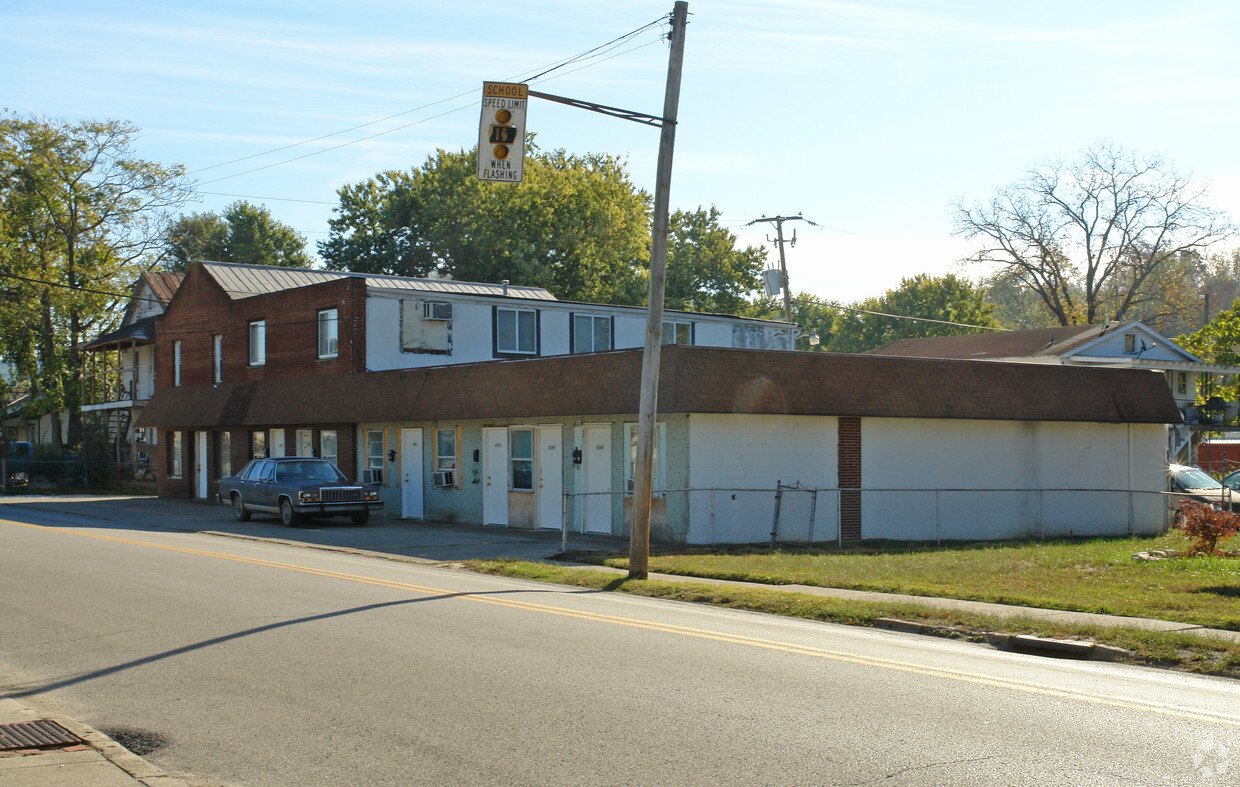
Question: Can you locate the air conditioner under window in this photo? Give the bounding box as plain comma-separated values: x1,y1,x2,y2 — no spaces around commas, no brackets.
423,301,453,321
362,468,383,485
432,470,455,488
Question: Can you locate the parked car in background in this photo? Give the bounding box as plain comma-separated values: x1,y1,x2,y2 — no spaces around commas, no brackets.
4,440,32,487
218,457,382,526
1218,468,1240,498
1169,464,1238,511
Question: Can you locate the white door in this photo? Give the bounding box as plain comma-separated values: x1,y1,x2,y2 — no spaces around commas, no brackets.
194,431,209,499
536,425,563,529
581,424,611,533
269,429,285,458
482,427,508,526
400,428,423,519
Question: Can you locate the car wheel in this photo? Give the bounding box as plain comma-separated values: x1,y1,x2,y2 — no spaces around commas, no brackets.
351,510,370,526
232,494,251,522
280,498,301,527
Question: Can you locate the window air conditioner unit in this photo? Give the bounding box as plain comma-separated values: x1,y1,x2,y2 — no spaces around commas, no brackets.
362,468,383,485
432,470,455,488
423,301,453,321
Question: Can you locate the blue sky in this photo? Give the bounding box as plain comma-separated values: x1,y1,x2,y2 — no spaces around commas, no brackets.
5,0,1239,304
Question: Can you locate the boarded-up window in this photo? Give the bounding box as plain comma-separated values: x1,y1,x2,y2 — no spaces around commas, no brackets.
401,300,450,353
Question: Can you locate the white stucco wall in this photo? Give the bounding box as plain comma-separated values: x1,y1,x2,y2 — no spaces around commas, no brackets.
860,418,1168,540
686,414,839,544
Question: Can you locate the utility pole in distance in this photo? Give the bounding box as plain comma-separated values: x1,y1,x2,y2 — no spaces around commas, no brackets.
747,213,817,323
630,1,688,580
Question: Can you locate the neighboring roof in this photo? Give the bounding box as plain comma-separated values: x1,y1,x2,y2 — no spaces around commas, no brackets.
136,345,1181,429
199,260,557,302
868,325,1103,360
84,316,157,350
143,271,185,305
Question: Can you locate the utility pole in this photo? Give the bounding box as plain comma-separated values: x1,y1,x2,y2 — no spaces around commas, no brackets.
630,1,687,580
747,214,816,324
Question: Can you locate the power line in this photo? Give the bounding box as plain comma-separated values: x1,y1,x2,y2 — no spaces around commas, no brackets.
796,294,1009,332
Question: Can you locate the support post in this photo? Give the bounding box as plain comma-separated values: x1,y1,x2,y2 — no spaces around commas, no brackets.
631,1,688,579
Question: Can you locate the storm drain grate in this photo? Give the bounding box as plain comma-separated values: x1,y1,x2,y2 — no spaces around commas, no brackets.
0,720,83,751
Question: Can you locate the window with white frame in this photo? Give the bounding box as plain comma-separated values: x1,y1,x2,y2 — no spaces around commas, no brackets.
436,428,457,472
1124,333,1137,353
218,431,231,479
173,340,182,387
366,430,385,475
662,320,692,345
509,427,534,491
251,430,267,459
573,314,612,353
249,320,266,366
212,334,222,384
625,423,665,493
321,430,338,466
496,307,537,355
169,431,183,478
318,308,338,359
1177,371,1189,396
297,429,313,457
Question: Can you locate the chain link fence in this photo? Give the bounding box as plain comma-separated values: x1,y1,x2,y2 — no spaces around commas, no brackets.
565,487,1177,547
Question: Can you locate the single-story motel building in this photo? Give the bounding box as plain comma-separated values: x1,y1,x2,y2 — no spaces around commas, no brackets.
137,345,1182,544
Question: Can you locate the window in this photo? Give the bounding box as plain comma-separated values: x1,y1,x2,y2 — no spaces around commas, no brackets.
436,428,457,472
1177,371,1189,396
251,430,267,459
321,430,338,466
249,320,266,366
212,334,222,384
318,309,338,359
169,431,183,478
625,423,664,493
218,432,231,478
173,340,182,387
1124,333,1136,353
573,314,612,353
297,429,313,457
366,430,385,473
496,307,537,355
662,320,692,345
510,427,533,491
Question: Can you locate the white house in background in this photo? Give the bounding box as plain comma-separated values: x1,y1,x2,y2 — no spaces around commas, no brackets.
868,320,1240,463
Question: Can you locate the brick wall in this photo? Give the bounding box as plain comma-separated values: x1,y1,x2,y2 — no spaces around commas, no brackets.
838,416,861,541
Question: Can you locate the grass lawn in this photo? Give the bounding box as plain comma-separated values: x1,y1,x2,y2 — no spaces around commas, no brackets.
587,531,1240,631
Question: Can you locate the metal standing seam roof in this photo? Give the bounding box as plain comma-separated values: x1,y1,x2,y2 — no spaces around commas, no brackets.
199,260,557,302
136,345,1183,430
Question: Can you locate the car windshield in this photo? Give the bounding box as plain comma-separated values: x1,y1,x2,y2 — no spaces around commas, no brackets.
1174,467,1220,490
276,461,345,484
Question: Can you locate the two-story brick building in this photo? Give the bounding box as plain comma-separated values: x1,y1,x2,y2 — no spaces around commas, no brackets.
136,261,1182,544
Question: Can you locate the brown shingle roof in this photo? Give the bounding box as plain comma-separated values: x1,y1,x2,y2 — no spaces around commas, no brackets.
136,345,1181,429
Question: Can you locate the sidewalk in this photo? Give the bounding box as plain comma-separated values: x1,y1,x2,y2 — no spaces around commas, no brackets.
0,697,184,786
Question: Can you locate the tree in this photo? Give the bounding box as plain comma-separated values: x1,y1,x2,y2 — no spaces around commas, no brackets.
1178,298,1240,404
0,114,190,447
665,206,765,312
954,142,1232,326
163,200,310,271
815,274,998,353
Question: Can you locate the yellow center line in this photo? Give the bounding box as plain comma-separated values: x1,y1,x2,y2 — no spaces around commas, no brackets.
7,518,1240,729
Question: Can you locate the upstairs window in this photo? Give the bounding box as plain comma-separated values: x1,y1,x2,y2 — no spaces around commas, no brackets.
1124,333,1137,353
173,340,182,387
496,307,537,355
249,320,266,366
662,320,693,345
212,334,222,384
318,309,339,359
573,314,612,353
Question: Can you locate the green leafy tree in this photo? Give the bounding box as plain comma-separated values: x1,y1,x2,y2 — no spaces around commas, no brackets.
822,273,998,353
665,206,765,312
1178,299,1240,403
323,144,655,304
163,200,310,271
0,114,190,447
955,141,1233,326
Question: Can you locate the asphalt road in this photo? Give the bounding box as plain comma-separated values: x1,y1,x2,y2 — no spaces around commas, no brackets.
1,501,1238,786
